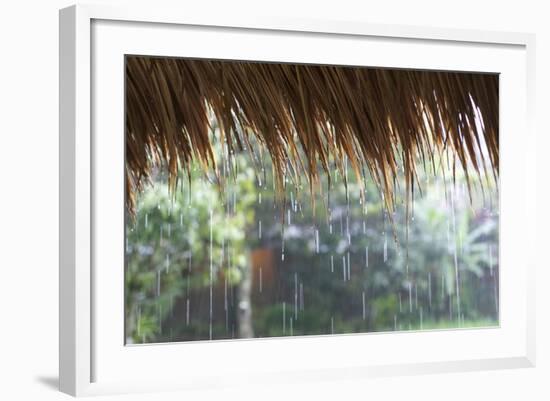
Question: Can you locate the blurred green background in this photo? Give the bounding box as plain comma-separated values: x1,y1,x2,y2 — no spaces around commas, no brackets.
125,139,498,344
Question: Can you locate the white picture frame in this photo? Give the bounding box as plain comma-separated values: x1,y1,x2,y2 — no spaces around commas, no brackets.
59,4,536,397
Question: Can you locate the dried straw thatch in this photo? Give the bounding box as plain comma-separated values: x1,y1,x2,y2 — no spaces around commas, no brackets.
125,56,498,215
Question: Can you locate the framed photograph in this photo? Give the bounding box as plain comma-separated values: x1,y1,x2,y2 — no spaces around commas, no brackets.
59,4,536,396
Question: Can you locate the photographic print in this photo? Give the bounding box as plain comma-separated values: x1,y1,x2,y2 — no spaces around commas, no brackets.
124,56,499,344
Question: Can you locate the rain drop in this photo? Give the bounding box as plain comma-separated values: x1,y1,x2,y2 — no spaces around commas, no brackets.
315,229,320,253
282,302,286,334
383,237,388,263
258,220,262,239
294,273,298,320
428,272,432,309
259,266,263,294
209,209,213,340
347,252,351,280
185,298,189,326
399,292,402,312
362,291,366,320
156,270,161,297
342,256,347,281
408,282,413,313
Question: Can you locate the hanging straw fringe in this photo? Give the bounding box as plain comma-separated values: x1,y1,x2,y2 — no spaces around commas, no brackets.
125,56,498,216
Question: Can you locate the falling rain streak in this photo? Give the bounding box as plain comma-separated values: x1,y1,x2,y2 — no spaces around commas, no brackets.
342,256,347,281
259,267,263,293
383,237,388,263
258,220,262,239
282,302,286,334
362,291,366,320
315,229,320,253
209,208,213,340
450,188,461,323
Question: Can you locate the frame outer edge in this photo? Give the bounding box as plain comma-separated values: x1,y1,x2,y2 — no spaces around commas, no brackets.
525,33,536,367
79,3,532,46
61,3,536,395
60,4,92,396
59,5,77,396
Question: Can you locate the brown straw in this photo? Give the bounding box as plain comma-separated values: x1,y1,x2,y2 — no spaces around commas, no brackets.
125,56,498,216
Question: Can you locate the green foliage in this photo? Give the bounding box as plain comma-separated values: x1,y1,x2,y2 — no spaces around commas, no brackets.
126,148,499,343
125,154,257,342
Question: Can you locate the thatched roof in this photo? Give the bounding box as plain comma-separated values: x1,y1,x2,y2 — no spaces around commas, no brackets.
125,56,498,215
